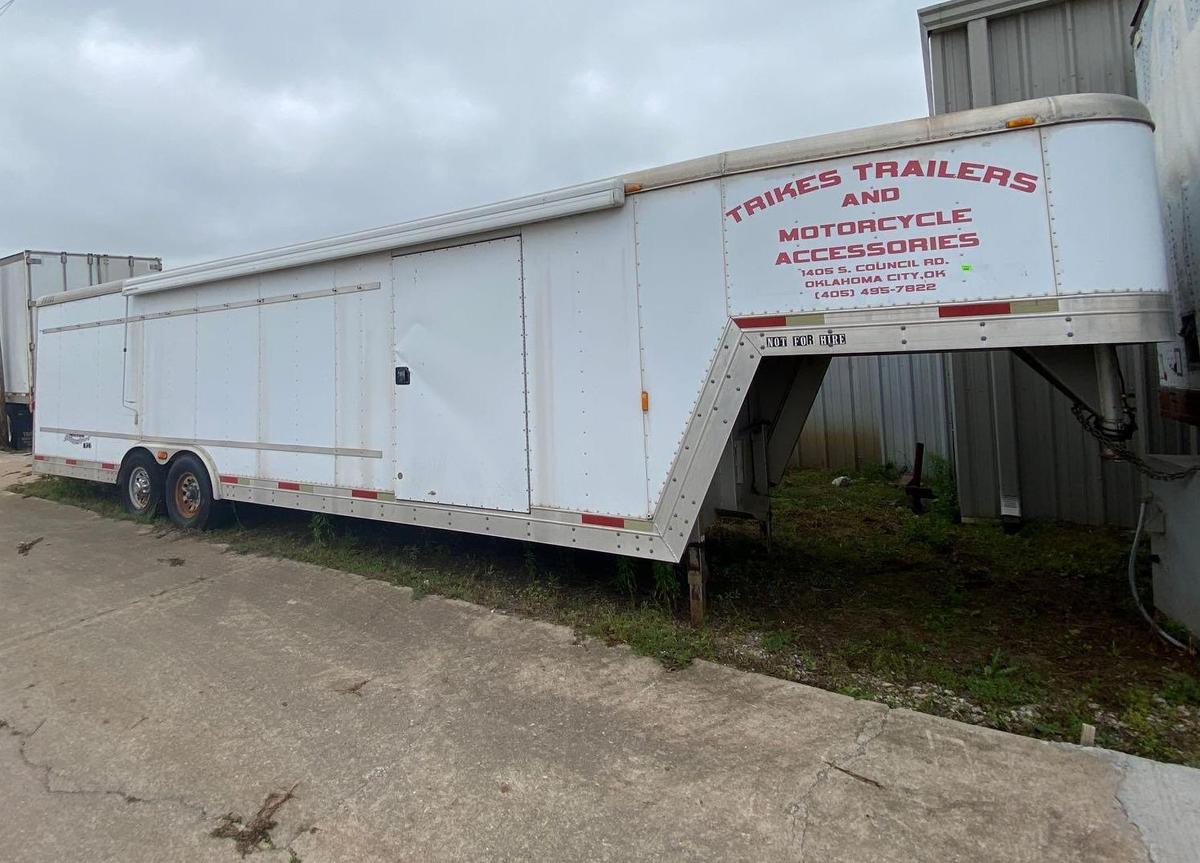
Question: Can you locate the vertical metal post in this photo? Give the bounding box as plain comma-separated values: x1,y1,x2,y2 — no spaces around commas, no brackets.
0,300,8,449
965,17,994,109
991,352,1023,523
687,544,707,626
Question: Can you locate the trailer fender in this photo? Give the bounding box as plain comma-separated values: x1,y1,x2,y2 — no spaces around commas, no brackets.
166,446,224,502
127,443,225,502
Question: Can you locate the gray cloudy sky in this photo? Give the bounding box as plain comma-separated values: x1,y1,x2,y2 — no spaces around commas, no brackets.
0,1,930,266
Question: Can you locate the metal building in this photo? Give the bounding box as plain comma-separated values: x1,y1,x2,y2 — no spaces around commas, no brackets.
797,0,1198,525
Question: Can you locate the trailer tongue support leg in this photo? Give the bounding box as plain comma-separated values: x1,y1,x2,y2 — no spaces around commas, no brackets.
687,543,708,625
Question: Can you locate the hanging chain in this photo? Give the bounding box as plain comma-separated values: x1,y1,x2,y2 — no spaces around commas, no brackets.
1070,402,1200,482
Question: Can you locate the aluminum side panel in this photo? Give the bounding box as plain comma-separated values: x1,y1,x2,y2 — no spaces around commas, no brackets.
27,254,66,300
141,290,199,442
1042,121,1169,295
257,291,337,485
34,293,134,464
391,237,530,513
722,128,1057,315
195,277,262,480
333,254,393,492
0,257,30,396
1136,0,1200,397
62,254,93,296
523,208,649,518
632,184,730,512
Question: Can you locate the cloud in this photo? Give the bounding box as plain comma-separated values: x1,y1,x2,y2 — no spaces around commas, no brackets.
0,1,928,266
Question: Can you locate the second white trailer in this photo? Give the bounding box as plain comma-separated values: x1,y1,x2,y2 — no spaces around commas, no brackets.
31,93,1173,615
1,250,163,449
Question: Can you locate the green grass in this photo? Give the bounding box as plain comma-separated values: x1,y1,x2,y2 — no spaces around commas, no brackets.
14,466,1200,766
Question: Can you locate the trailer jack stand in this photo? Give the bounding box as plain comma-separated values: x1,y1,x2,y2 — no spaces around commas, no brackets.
903,441,936,514
686,543,708,625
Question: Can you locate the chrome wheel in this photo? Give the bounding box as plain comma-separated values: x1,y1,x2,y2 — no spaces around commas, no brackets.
174,472,201,518
128,466,152,511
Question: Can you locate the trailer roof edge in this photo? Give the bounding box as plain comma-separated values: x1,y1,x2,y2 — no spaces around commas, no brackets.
35,281,127,308
122,179,626,297
119,92,1147,299
624,93,1150,192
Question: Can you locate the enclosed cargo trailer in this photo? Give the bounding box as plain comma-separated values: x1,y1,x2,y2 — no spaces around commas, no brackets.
0,250,162,448
1135,0,1200,426
30,94,1173,616
1132,0,1200,639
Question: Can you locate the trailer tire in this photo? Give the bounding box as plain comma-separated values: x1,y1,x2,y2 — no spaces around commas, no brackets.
165,453,217,530
118,451,164,518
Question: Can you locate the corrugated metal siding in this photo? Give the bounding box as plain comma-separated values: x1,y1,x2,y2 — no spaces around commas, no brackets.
797,354,953,470
929,24,975,111
925,0,1198,526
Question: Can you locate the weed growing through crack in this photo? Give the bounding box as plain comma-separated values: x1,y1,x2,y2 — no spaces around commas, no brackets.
210,783,299,857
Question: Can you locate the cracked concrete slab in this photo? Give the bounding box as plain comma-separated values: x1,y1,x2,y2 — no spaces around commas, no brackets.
1,450,1197,861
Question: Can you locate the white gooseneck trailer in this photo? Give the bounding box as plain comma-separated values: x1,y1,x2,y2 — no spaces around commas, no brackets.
31,93,1173,616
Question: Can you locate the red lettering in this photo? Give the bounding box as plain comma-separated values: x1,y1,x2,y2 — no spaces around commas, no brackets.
779,228,800,242
818,169,841,188
982,165,1012,186
957,162,983,181
796,174,820,193
1010,171,1038,193
724,205,744,223
744,195,768,216
774,182,798,200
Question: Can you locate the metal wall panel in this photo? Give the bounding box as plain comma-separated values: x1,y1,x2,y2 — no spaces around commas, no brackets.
796,353,953,470
921,0,1197,525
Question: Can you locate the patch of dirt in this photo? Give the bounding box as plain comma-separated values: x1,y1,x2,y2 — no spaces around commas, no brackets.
16,537,43,556
210,783,299,856
157,557,186,567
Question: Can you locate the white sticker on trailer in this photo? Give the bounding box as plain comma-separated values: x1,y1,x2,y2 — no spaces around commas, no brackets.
722,130,1056,314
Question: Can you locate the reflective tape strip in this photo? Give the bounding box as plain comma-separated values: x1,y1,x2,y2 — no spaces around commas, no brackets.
734,313,826,329
582,514,625,528
219,474,392,500
1010,298,1060,314
938,302,1011,318
734,315,787,329
31,455,118,471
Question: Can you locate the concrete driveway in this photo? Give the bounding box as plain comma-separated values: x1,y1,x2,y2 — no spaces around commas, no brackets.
1,450,1197,862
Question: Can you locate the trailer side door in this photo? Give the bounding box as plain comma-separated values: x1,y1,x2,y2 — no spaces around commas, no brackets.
391,236,531,513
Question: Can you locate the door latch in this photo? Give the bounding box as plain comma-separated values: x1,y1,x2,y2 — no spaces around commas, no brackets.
395,366,411,385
